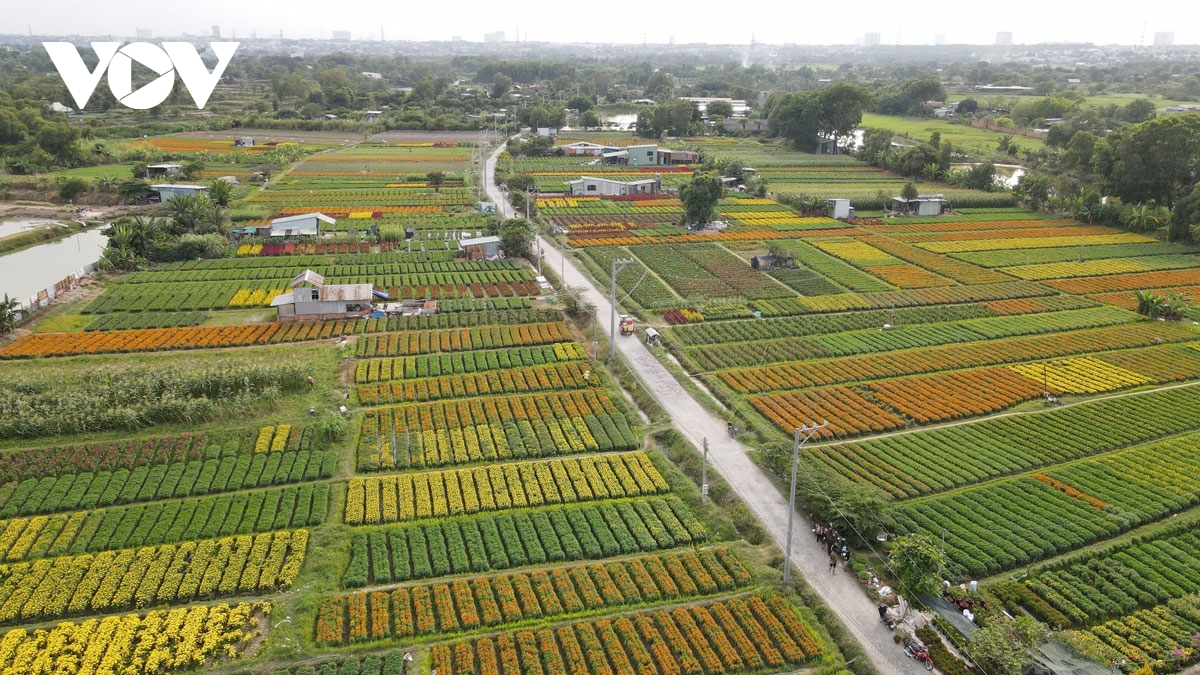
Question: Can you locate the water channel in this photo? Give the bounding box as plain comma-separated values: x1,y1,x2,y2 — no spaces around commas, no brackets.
0,222,109,302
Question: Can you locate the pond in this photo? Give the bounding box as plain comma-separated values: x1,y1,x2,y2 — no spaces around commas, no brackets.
0,219,60,239
0,226,109,302
952,163,1025,189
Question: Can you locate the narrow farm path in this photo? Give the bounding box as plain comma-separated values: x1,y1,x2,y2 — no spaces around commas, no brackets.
486,144,927,675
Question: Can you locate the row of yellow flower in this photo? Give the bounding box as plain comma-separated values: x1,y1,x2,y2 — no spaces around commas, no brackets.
345,451,669,525
0,601,271,675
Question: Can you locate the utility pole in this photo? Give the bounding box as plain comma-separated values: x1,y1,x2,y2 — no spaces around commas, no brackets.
610,258,633,359
701,437,709,503
783,419,829,584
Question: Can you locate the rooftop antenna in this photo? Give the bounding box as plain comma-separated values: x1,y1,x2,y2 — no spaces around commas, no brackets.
1139,21,1146,48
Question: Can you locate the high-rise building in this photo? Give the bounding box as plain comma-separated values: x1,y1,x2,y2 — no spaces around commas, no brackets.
483,31,505,43
863,32,881,47
136,27,152,39
1154,31,1174,46
211,25,220,39
331,30,351,41
996,31,1013,45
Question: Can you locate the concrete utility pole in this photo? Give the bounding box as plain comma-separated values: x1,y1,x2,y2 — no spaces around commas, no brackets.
783,419,829,584
609,258,633,359
701,437,709,503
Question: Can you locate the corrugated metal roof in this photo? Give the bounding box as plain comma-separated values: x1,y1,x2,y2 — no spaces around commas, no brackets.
319,284,374,302
269,292,295,307
290,270,325,288
461,236,501,247
271,212,336,225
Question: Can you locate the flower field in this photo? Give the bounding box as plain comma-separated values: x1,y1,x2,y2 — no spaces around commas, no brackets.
343,452,669,525
355,343,587,384
357,390,638,471
0,482,328,562
318,548,751,645
806,384,1200,499
0,600,272,674
0,529,306,623
356,361,592,405
429,594,823,675
341,497,706,586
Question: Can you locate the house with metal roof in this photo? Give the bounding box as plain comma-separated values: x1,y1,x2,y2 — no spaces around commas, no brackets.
565,175,662,197
270,269,374,322
269,212,335,237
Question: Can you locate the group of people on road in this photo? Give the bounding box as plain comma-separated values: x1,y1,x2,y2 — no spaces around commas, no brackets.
810,514,850,574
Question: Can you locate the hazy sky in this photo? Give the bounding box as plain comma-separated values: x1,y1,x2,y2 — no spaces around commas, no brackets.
8,0,1199,46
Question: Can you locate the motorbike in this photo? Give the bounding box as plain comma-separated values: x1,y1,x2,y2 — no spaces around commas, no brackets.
877,603,895,630
904,639,935,671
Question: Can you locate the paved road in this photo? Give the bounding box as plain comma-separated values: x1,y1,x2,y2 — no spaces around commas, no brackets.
485,144,927,674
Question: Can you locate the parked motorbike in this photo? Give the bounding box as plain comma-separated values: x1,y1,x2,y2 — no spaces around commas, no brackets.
877,603,895,630
904,639,935,671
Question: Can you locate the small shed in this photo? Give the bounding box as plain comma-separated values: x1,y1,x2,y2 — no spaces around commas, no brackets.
271,270,374,322
814,137,839,155
152,184,208,202
892,195,949,216
645,327,661,347
566,175,661,197
146,163,183,178
827,198,853,220
234,137,255,147
460,235,501,261
269,212,335,237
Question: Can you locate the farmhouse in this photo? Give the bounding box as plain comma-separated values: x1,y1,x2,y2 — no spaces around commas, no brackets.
814,137,839,155
268,212,335,237
624,145,700,167
146,163,183,178
566,175,662,197
560,141,620,157
891,194,950,216
151,184,207,202
460,235,502,260
270,270,374,322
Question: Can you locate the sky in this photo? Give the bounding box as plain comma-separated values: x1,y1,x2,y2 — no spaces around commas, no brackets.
6,0,1199,46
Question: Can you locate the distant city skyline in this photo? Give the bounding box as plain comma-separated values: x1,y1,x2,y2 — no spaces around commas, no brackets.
6,0,1198,46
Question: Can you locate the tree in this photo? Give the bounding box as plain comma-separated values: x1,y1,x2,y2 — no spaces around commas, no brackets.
207,179,234,207
680,172,723,225
965,162,998,192
887,534,947,597
1062,130,1097,169
580,110,601,129
956,98,978,114
116,178,152,204
426,171,446,193
0,294,18,335
566,95,593,113
768,91,822,150
817,83,873,146
490,218,534,259
491,73,512,99
859,127,894,166
1099,115,1200,205
645,72,673,101
1014,172,1052,210
706,100,734,119
969,617,1049,675
36,122,79,164
896,144,938,178
1121,99,1156,124
901,182,918,201
58,177,88,202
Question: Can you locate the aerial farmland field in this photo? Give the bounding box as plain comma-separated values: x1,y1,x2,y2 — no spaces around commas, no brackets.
535,131,1200,672
0,133,847,675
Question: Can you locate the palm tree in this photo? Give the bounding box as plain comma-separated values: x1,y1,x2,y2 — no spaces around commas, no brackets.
207,179,234,207
1126,204,1153,232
